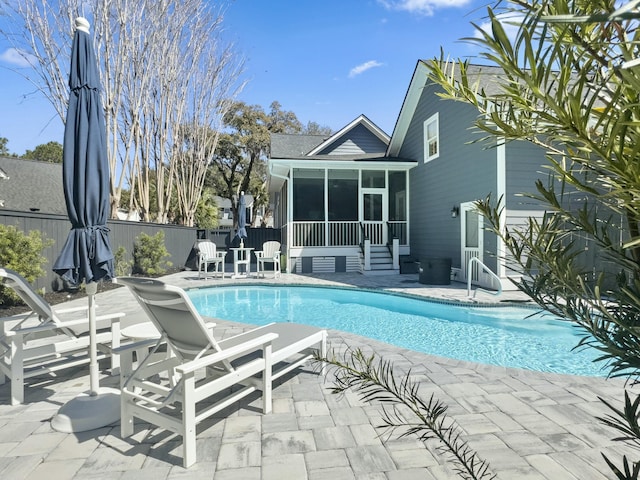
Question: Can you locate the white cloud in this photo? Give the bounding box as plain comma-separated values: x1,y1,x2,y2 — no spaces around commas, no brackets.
378,0,472,16
348,60,384,78
0,48,35,68
474,12,525,43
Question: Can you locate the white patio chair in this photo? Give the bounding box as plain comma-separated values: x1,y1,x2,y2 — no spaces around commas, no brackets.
255,241,281,278
196,241,226,279
114,276,326,468
0,268,123,405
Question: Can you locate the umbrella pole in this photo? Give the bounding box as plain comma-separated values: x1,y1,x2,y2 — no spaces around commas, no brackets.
87,281,99,395
51,280,120,433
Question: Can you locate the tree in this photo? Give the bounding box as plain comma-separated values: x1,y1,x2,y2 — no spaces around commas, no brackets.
22,141,63,163
207,101,305,227
0,137,9,156
426,0,640,476
0,0,243,221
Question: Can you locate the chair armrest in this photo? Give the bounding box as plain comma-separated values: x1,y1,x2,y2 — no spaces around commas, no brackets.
5,311,124,336
53,305,90,315
216,251,226,259
254,250,265,259
176,332,279,375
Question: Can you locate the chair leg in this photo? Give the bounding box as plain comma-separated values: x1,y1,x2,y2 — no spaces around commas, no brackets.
182,374,197,468
11,338,24,405
120,350,135,437
263,344,272,414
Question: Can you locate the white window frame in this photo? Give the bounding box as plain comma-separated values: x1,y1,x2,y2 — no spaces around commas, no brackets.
423,112,439,163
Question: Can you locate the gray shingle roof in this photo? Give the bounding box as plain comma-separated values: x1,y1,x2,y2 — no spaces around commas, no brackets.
270,134,328,158
0,156,67,214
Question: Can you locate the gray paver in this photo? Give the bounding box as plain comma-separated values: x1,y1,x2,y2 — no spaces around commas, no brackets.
0,271,634,480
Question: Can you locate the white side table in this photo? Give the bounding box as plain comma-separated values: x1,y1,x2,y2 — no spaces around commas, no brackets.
230,247,254,278
121,322,162,365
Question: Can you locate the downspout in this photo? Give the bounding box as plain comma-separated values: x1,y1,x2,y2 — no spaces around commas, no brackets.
269,163,292,273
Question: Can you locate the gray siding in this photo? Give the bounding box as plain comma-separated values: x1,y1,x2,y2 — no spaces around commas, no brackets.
318,124,387,155
505,141,549,210
402,82,498,270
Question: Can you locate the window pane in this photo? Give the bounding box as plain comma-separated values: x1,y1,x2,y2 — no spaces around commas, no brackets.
465,210,479,248
328,170,358,220
364,193,382,221
429,139,438,157
293,177,324,220
388,171,406,221
362,170,385,188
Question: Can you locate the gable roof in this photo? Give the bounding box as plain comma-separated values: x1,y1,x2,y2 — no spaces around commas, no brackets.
0,156,67,214
387,61,506,157
271,114,391,161
268,115,415,193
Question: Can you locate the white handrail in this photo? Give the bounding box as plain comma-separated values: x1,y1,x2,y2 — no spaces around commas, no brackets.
467,257,502,299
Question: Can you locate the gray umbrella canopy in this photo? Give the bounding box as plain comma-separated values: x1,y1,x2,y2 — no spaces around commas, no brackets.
52,17,114,285
235,192,248,242
50,18,119,434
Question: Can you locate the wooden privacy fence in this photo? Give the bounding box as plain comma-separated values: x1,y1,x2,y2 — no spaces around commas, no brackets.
0,210,281,292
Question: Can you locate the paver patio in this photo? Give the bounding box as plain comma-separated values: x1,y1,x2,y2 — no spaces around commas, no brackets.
0,270,634,479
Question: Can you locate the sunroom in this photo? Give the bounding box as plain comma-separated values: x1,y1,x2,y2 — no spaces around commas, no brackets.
268,115,416,274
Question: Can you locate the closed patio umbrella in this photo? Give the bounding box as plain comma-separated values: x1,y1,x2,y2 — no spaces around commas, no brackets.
235,191,248,247
51,17,119,433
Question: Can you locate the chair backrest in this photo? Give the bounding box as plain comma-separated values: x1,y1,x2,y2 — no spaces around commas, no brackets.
197,241,218,260
0,267,55,322
115,277,224,362
262,241,281,257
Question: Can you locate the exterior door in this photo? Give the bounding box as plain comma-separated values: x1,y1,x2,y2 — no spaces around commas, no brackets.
361,190,387,245
461,201,483,283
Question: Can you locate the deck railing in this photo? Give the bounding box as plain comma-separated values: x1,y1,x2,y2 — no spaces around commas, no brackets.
291,220,407,247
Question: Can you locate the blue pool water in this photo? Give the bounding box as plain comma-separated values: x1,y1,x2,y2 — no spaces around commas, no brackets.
187,285,606,377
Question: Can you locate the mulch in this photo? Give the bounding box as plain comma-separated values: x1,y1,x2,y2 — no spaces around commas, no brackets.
0,267,182,317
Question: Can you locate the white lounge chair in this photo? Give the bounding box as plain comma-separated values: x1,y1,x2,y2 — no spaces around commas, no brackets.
255,240,281,278
0,268,123,405
196,241,226,279
114,276,326,468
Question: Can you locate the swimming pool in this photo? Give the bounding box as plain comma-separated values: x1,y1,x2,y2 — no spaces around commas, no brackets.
187,285,606,377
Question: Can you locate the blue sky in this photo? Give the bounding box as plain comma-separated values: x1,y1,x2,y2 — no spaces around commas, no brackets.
0,0,492,155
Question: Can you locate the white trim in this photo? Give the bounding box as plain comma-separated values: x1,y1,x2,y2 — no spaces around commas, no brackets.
423,112,439,163
307,114,390,156
496,138,506,278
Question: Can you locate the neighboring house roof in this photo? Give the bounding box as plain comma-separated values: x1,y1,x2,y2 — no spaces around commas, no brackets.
387,61,505,157
0,156,67,214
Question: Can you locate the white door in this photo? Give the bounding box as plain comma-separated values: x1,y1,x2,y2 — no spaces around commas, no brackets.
461,201,483,283
361,189,387,245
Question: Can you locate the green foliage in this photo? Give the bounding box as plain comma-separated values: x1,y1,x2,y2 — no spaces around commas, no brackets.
132,232,172,276
0,137,9,156
426,1,640,476
114,246,133,277
314,348,495,480
0,224,53,305
22,141,63,163
194,188,219,229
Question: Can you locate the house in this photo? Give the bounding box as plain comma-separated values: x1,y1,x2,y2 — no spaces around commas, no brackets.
268,115,416,274
0,156,67,214
387,61,551,289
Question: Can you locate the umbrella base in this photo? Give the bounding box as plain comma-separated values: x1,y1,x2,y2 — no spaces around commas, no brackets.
51,387,120,433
